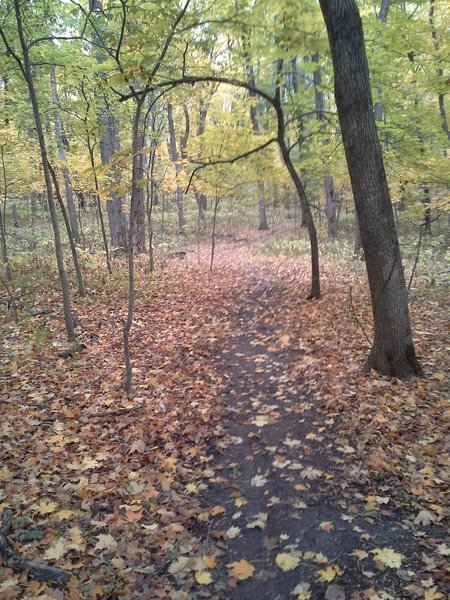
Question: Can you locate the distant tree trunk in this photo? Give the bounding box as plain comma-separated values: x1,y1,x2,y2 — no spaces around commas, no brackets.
30,191,38,218
87,139,112,274
291,58,308,228
193,97,208,219
257,182,268,230
422,186,432,235
48,163,85,297
245,55,269,230
8,0,74,341
0,146,11,281
99,105,128,250
312,53,337,239
320,0,423,378
124,97,145,395
429,0,450,144
374,0,391,124
12,203,19,228
50,67,80,245
167,103,185,234
275,61,320,299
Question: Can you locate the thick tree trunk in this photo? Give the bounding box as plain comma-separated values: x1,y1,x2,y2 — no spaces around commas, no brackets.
50,68,80,245
320,0,422,377
167,103,185,234
10,0,74,341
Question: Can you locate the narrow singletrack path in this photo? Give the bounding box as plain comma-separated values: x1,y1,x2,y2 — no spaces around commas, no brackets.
192,268,441,600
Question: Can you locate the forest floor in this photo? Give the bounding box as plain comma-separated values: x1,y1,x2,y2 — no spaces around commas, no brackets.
0,237,449,600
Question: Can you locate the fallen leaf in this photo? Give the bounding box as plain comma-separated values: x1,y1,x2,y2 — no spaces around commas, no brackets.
371,547,404,569
195,571,213,585
275,552,301,571
227,559,255,580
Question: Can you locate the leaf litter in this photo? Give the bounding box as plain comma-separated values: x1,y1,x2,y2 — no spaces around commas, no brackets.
0,243,448,599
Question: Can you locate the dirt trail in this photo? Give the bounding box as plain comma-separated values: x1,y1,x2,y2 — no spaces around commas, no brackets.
193,271,434,600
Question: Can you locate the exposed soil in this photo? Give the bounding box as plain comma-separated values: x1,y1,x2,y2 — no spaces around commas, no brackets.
189,271,447,600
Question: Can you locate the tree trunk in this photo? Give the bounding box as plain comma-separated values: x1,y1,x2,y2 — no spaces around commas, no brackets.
275,61,320,299
245,55,269,230
50,67,80,245
167,103,185,234
9,0,74,341
48,163,85,297
0,146,11,281
124,97,145,395
99,105,128,250
320,0,422,378
87,140,112,274
429,0,450,144
257,181,268,230
324,173,337,239
374,0,391,124
312,53,337,239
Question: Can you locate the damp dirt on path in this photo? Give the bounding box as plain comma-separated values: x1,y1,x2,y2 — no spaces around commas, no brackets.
189,272,447,600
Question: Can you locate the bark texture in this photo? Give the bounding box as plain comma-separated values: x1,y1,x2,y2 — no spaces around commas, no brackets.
167,103,185,234
312,53,337,239
99,106,128,250
320,0,423,378
50,68,80,245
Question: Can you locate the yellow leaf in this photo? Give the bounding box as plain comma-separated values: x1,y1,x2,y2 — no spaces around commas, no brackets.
316,566,337,582
56,509,75,521
210,505,225,516
227,559,255,580
371,547,404,569
275,552,301,571
195,571,213,585
38,500,58,515
351,549,368,560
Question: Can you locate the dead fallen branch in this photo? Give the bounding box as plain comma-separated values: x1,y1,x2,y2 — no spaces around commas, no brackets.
0,508,72,587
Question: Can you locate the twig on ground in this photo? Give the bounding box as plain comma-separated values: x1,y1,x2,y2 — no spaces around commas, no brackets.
0,508,72,586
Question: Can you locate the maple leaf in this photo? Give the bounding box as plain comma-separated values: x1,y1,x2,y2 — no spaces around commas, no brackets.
195,571,213,585
316,566,337,582
250,474,268,487
226,526,241,539
37,500,57,515
275,552,301,571
227,559,255,580
246,512,268,529
44,538,69,560
93,533,117,552
371,547,404,569
202,554,217,569
414,509,436,526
